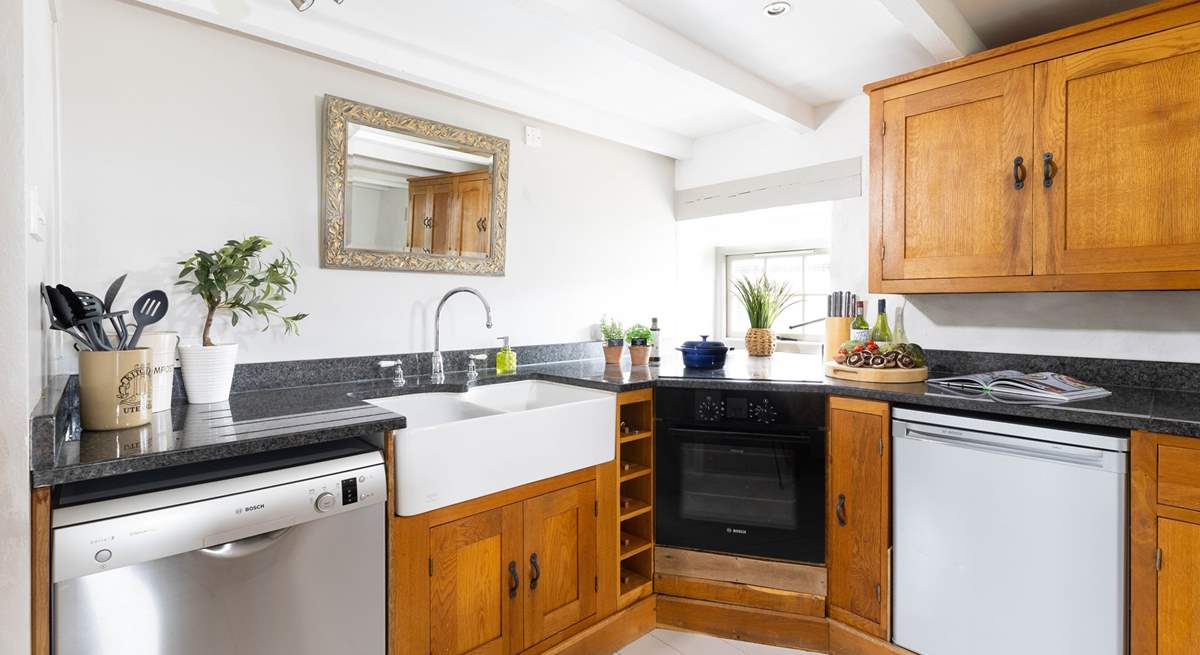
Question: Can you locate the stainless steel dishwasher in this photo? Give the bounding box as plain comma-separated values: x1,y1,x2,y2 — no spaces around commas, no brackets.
52,450,386,655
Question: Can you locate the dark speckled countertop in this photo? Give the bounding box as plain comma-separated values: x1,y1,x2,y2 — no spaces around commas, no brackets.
30,346,1200,487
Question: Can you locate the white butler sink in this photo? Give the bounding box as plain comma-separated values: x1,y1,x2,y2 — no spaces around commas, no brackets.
366,380,616,516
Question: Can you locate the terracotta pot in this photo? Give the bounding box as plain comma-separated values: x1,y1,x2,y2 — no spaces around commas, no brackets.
629,345,650,366
745,328,776,357
603,343,624,365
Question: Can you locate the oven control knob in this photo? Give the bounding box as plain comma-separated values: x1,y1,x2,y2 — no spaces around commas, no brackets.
750,400,777,425
696,397,725,422
315,492,336,513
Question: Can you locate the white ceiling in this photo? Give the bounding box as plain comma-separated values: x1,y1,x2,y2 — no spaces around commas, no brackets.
134,0,1154,160
617,0,937,106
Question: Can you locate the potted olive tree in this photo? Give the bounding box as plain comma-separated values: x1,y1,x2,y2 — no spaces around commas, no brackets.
176,236,307,403
600,317,624,365
732,274,798,358
626,323,653,366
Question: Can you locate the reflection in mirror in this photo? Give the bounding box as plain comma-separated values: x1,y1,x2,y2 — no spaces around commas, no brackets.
345,124,494,258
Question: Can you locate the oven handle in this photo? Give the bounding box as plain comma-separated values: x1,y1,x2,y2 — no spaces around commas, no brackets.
665,427,819,442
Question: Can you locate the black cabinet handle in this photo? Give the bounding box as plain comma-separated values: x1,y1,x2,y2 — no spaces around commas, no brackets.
1043,152,1055,188
508,561,519,599
529,553,540,590
836,494,847,527
1013,156,1026,190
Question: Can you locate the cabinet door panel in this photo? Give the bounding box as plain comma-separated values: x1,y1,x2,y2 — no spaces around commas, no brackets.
428,182,455,255
1158,518,1200,655
1036,23,1200,275
523,481,597,645
458,178,491,257
430,507,523,655
881,67,1034,280
408,188,429,252
827,397,890,639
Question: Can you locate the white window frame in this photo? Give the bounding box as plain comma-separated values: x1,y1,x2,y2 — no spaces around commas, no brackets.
715,247,830,351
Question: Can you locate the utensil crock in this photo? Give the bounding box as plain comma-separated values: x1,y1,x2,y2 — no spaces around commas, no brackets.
79,348,152,431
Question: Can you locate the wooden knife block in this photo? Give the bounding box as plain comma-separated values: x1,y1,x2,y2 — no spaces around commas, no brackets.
824,317,852,362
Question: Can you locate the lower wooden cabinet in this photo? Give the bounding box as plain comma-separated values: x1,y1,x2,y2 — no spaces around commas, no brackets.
827,396,891,640
522,483,598,646
430,506,524,655
391,472,600,655
1132,431,1200,655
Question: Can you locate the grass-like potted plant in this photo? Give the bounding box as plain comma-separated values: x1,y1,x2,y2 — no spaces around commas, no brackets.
176,236,307,403
732,274,798,358
600,317,625,366
626,323,653,366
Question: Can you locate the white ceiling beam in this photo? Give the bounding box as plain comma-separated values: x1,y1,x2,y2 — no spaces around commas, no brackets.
876,0,984,61
130,0,694,159
518,0,817,133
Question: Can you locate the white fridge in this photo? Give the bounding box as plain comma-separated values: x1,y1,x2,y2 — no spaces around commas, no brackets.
891,408,1128,655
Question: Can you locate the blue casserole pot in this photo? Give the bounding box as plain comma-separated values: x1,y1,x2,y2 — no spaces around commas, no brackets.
676,335,732,369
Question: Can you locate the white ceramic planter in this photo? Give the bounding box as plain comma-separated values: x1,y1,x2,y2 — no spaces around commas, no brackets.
178,343,238,404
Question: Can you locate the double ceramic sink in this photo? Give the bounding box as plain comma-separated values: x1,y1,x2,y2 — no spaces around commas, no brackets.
366,380,616,516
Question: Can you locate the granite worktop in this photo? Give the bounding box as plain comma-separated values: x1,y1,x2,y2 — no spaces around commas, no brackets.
31,343,1200,487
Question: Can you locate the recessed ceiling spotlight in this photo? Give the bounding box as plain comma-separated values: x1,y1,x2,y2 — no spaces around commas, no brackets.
291,0,342,11
762,1,791,17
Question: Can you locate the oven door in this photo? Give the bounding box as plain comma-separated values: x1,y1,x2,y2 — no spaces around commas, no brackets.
656,426,824,564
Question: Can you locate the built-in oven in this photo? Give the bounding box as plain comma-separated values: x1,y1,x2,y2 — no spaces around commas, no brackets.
655,387,825,564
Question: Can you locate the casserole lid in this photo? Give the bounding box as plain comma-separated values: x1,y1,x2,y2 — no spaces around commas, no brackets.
678,335,727,351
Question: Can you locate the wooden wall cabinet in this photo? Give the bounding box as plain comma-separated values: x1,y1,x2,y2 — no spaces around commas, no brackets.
868,0,1200,293
826,396,891,641
408,171,492,256
1131,430,1200,655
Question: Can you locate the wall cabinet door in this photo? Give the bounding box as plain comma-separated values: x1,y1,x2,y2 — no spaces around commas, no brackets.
430,506,524,655
880,66,1034,280
826,397,890,639
408,187,430,252
427,182,455,255
522,481,598,645
1035,23,1200,276
457,177,492,256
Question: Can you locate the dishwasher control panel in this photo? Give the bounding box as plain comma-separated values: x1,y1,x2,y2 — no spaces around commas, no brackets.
52,456,386,583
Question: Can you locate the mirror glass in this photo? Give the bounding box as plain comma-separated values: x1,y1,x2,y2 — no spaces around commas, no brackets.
322,95,508,276
345,124,495,257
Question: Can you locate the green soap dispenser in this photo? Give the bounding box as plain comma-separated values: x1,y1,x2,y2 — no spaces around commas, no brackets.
496,336,517,374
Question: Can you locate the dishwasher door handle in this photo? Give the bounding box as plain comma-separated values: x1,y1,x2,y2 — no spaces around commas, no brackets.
199,528,292,559
899,427,1111,470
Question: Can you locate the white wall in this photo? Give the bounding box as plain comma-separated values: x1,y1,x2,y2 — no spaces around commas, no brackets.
55,0,677,367
681,96,1200,363
675,203,832,341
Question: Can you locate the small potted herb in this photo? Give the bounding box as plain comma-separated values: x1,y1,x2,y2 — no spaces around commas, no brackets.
626,323,653,366
732,274,798,358
600,317,625,365
176,236,308,403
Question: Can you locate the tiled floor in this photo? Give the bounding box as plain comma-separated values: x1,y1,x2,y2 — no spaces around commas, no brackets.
615,629,820,655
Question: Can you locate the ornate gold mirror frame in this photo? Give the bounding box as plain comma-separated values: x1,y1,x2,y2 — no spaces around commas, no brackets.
321,94,509,275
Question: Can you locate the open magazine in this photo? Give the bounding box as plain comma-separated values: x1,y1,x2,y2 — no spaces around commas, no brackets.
927,370,1111,402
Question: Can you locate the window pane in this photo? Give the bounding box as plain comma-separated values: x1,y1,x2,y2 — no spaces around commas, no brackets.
724,250,830,341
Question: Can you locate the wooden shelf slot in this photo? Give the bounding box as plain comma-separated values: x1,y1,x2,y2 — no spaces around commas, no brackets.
619,496,652,521
619,567,652,600
619,460,652,482
619,430,653,444
619,531,652,560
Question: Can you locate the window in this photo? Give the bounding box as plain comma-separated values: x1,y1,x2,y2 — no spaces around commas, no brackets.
723,249,830,341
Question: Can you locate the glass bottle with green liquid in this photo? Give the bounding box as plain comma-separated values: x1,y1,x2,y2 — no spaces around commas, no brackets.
870,299,892,346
